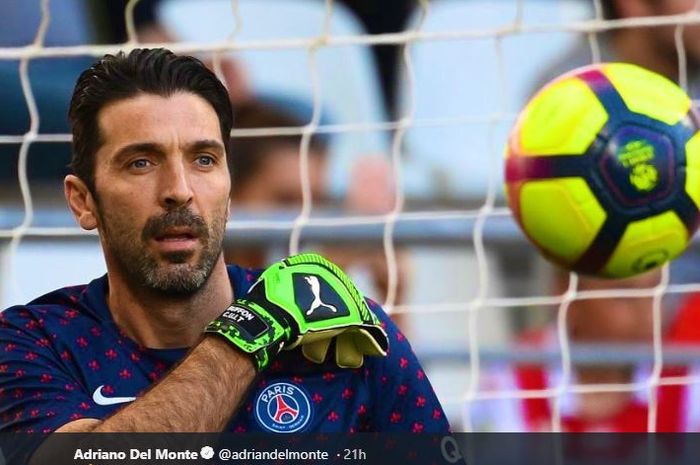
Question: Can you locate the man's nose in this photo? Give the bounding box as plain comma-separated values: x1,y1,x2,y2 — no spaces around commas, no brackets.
160,160,194,208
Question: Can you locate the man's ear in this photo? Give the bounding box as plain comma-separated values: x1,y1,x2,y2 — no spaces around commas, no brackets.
64,175,98,230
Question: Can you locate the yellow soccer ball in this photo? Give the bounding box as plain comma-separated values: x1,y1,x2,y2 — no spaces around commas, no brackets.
505,63,700,278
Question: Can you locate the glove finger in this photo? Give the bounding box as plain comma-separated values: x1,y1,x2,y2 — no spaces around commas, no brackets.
301,337,333,364
352,326,389,357
335,332,364,369
287,328,345,350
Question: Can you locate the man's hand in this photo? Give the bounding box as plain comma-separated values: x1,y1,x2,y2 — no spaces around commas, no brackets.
204,253,389,370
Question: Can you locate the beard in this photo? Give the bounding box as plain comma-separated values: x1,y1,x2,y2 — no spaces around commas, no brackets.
98,204,227,297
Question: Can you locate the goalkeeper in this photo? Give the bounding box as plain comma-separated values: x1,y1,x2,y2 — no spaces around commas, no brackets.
0,48,448,435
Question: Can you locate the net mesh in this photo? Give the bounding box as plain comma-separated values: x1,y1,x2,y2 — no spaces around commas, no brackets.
2,0,700,433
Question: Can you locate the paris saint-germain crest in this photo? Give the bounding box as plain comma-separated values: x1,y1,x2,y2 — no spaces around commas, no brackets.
254,382,313,433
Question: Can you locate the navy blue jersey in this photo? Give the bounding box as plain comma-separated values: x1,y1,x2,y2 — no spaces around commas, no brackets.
0,265,449,433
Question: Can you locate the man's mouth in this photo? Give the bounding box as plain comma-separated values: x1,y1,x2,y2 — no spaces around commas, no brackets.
155,229,198,241
152,228,200,252
142,208,209,258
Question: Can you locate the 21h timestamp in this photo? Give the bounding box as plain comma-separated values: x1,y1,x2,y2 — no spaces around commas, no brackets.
342,448,367,460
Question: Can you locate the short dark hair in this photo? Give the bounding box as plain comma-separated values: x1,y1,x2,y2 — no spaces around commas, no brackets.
601,1,619,20
68,48,233,193
229,101,328,194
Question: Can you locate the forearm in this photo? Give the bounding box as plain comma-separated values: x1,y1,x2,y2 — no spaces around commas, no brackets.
91,336,254,432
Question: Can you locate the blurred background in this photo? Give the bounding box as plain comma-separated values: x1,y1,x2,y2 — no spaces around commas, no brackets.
3,0,700,432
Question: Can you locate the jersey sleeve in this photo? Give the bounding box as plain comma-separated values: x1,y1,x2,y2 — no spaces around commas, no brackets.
364,300,450,432
0,306,94,433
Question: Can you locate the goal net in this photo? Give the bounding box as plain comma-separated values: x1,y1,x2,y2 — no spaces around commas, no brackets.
2,0,700,434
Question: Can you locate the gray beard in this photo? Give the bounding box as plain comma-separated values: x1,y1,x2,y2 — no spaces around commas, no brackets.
133,246,221,297
100,206,227,297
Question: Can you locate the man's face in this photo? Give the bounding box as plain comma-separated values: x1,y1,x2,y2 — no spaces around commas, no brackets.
648,0,700,65
234,146,327,208
92,92,231,296
567,270,661,343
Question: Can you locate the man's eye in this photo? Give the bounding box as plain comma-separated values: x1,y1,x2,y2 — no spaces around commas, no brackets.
196,155,215,166
130,159,151,169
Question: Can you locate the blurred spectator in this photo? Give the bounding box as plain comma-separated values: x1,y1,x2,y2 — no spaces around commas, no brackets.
97,0,167,43
226,100,408,328
337,0,417,116
227,99,331,217
105,0,415,116
470,268,700,432
96,1,252,103
100,0,421,112
536,0,700,96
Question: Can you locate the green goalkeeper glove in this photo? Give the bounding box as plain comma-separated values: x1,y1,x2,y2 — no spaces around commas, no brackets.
204,253,389,371
301,325,390,369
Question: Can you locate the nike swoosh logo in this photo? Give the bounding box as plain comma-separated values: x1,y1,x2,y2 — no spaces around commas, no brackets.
92,385,136,406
